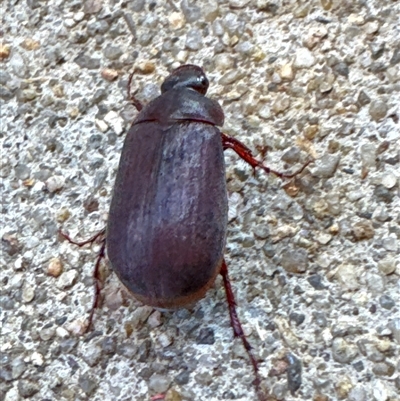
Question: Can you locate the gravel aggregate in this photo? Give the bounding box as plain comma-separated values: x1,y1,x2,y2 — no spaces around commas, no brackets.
1,1,399,401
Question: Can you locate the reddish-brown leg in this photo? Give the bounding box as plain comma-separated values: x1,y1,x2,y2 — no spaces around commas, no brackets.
220,260,266,400
127,72,144,112
59,228,106,331
221,132,311,178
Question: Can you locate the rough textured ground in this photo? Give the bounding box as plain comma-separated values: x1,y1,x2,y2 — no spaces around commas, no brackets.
1,1,399,401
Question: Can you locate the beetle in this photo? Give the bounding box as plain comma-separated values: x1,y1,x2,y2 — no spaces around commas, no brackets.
62,64,310,400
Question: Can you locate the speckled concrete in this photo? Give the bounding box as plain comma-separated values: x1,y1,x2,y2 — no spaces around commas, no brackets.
1,1,399,401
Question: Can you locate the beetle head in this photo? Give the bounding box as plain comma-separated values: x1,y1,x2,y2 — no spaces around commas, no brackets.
161,64,209,95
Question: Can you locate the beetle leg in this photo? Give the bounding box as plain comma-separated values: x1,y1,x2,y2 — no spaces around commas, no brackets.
58,227,106,247
221,132,311,179
127,72,144,112
59,228,107,332
220,259,265,400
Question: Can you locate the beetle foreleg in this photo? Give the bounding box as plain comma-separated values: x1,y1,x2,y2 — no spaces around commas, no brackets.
220,260,266,400
221,132,311,179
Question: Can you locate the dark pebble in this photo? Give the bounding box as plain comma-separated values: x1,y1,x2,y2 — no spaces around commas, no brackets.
357,90,371,106
379,294,395,310
103,45,123,60
137,339,152,362
0,86,14,100
18,380,39,398
289,312,305,326
59,338,78,353
78,374,98,396
293,285,305,295
86,20,110,36
101,336,117,355
67,356,80,374
138,367,152,379
0,71,11,85
0,367,12,382
196,327,215,345
262,242,275,258
0,295,16,310
390,47,400,65
352,360,364,372
175,369,190,385
369,41,385,60
286,353,302,394
313,311,328,328
307,274,326,290
281,146,301,164
92,88,107,104
74,53,101,69
374,185,394,203
332,62,349,77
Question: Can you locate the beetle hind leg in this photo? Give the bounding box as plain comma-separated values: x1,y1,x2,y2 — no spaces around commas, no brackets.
59,228,107,332
220,260,267,400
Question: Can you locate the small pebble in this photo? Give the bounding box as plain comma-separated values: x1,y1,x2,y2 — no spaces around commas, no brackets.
40,326,55,341
229,0,251,7
165,388,183,401
148,311,163,328
381,173,397,189
382,235,397,252
130,306,153,329
280,63,294,80
379,295,395,310
18,380,39,398
280,248,308,273
294,48,316,68
336,264,360,290
30,352,44,366
104,111,124,135
369,100,388,121
101,68,118,81
388,319,400,343
149,374,172,393
360,143,376,168
78,374,98,396
272,95,290,113
185,28,203,51
168,12,185,30
56,327,69,338
47,257,63,277
372,362,395,377
158,333,173,348
335,376,353,399
312,154,340,178
0,43,11,60
352,221,374,241
378,257,396,275
136,61,156,74
46,175,65,193
56,270,78,289
286,353,302,394
22,285,35,303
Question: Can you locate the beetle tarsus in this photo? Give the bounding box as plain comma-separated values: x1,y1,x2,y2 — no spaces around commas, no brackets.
220,260,267,401
59,228,107,332
221,132,311,179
